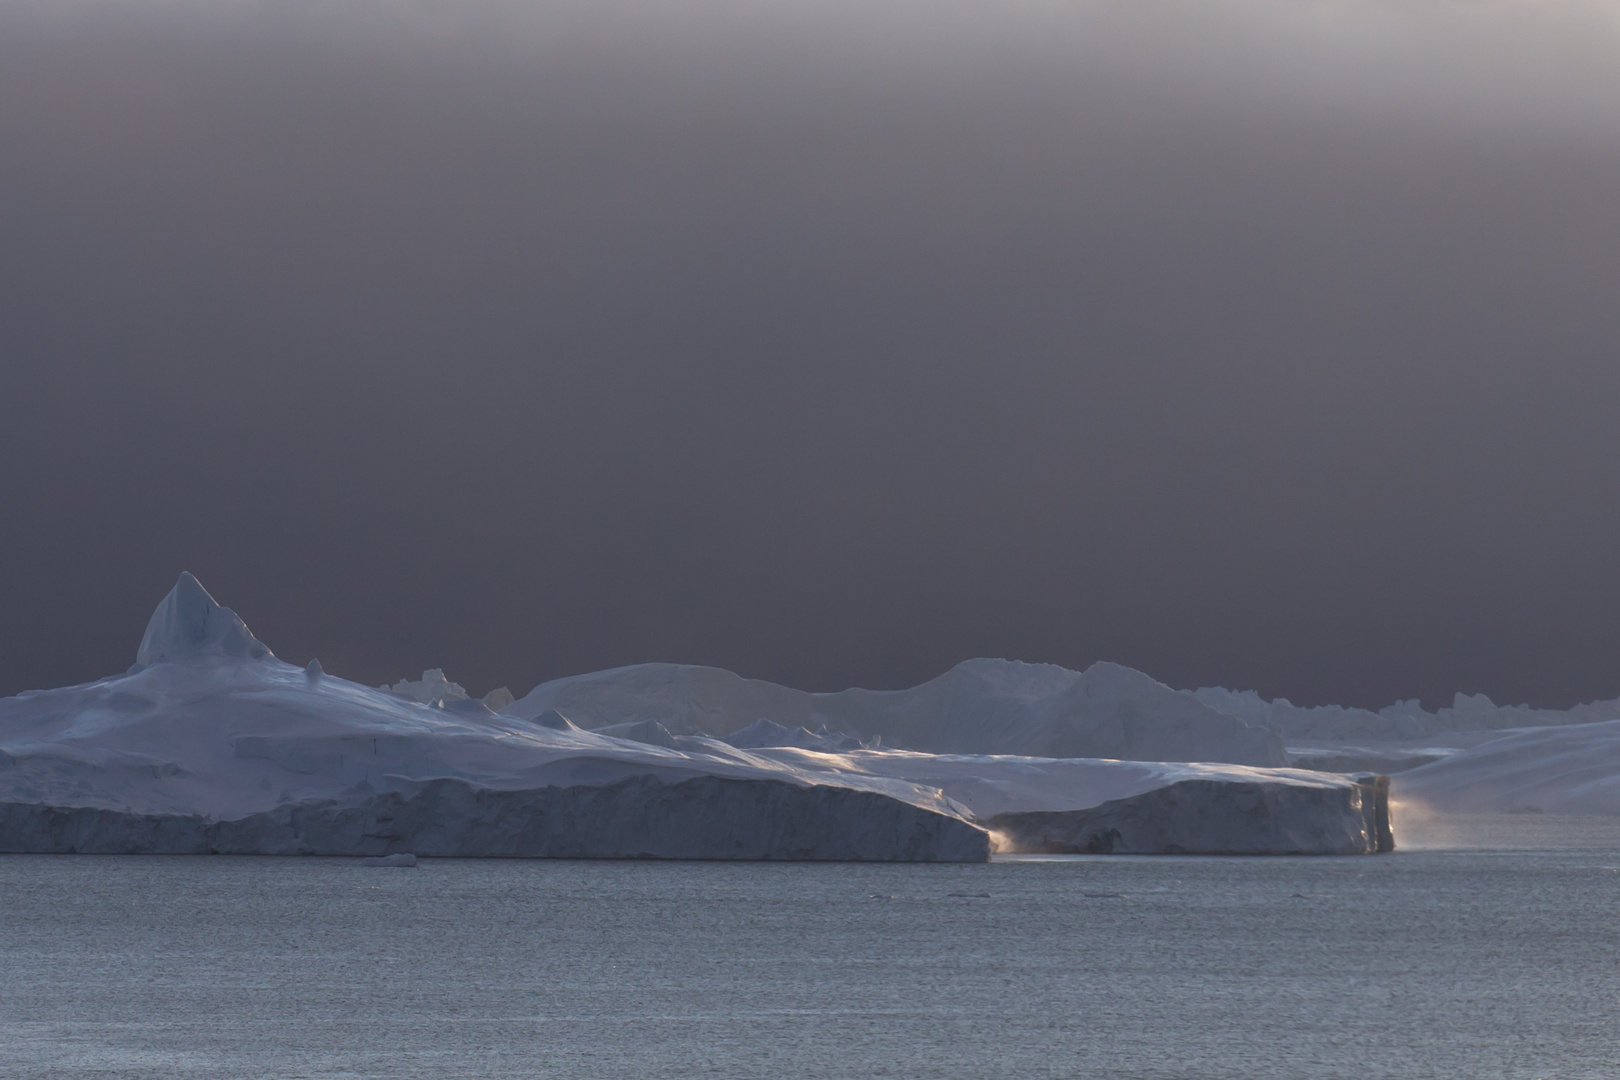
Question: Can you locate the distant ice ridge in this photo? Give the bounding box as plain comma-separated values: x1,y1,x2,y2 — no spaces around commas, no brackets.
1191,684,1620,742
508,658,1288,767
0,574,1390,857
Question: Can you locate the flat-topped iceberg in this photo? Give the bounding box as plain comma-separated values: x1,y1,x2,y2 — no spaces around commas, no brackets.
987,775,1392,856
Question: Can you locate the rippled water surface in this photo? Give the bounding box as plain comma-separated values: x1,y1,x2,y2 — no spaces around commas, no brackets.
4,815,1620,1079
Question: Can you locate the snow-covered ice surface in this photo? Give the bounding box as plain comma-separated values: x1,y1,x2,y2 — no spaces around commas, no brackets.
0,574,1386,857
1393,719,1620,815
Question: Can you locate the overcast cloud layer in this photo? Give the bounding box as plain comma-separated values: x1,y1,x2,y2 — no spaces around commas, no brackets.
4,0,1620,708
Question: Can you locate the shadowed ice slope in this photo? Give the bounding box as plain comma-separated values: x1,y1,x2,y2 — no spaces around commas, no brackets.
1394,720,1620,814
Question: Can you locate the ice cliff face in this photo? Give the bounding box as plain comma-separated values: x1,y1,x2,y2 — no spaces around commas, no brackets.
0,775,989,861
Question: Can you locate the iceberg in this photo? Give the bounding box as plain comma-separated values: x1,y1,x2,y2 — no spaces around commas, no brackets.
988,775,1392,856
0,574,1392,859
0,575,991,860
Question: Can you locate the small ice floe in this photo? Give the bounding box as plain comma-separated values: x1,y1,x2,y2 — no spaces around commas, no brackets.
359,853,418,867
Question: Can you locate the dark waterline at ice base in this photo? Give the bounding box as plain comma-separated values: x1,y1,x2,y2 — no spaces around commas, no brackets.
5,816,1619,1080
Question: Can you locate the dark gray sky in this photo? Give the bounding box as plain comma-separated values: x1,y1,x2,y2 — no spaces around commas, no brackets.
4,0,1620,708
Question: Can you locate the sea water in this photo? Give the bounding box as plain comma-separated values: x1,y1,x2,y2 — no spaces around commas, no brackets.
3,813,1619,1079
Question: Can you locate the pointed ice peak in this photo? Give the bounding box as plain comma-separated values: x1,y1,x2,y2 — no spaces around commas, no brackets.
305,658,324,679
534,708,581,731
135,572,274,667
482,686,515,712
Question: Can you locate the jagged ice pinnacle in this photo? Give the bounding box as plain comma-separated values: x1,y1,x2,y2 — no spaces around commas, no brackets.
134,571,273,667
